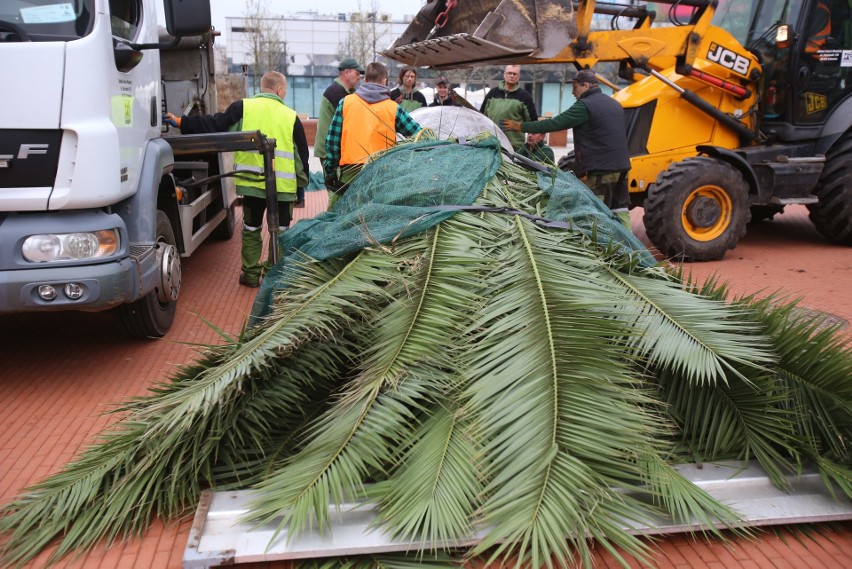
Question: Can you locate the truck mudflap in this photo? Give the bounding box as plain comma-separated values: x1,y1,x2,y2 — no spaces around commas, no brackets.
382,0,576,69
183,460,852,568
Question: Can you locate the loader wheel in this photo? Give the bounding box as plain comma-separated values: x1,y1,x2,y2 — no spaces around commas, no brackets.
557,152,577,174
117,212,180,338
644,157,750,261
808,132,852,245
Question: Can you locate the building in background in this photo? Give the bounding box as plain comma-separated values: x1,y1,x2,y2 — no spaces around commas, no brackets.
223,10,591,119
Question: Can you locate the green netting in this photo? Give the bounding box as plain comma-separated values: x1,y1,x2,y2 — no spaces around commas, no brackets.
251,136,654,322
306,170,326,191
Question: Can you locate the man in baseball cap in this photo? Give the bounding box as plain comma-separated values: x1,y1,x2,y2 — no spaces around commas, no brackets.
569,69,599,84
502,67,632,230
338,58,365,73
430,75,460,107
315,58,364,186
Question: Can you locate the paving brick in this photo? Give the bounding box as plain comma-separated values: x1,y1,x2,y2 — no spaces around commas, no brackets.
2,196,850,569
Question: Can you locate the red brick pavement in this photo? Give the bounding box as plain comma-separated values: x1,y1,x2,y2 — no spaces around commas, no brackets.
0,194,849,568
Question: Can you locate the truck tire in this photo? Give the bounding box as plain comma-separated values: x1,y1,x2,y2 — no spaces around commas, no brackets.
117,211,180,338
808,132,852,245
211,201,236,240
644,157,750,261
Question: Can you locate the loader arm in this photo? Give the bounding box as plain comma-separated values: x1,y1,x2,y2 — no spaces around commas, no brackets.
382,0,718,72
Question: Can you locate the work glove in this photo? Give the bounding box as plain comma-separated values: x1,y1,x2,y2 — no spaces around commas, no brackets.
324,175,344,194
501,119,521,132
162,112,181,128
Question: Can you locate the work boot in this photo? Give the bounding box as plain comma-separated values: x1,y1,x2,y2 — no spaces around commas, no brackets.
241,227,264,285
238,273,260,288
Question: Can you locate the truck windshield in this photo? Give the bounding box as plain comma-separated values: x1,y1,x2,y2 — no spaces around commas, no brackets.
0,0,94,41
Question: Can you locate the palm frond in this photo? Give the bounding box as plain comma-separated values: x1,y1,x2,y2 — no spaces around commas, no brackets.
2,141,850,569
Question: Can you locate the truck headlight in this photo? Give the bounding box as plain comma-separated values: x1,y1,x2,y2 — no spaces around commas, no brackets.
22,230,120,262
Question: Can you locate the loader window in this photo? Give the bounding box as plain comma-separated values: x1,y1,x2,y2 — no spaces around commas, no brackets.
0,0,93,40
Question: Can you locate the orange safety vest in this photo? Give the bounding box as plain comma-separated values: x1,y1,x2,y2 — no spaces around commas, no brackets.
805,2,831,54
340,96,398,166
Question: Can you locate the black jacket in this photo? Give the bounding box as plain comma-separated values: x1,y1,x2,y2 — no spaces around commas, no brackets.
572,87,630,174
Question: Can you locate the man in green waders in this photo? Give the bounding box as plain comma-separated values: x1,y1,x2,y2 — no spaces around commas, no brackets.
165,71,309,287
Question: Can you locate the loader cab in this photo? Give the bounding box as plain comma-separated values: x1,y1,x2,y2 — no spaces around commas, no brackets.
745,0,852,137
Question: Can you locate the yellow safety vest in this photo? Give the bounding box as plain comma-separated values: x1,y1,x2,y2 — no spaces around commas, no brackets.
340,97,398,166
234,96,297,195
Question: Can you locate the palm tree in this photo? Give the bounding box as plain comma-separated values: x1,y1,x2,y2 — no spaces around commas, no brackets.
1,138,849,568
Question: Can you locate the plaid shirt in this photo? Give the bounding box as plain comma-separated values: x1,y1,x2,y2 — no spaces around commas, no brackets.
324,96,421,175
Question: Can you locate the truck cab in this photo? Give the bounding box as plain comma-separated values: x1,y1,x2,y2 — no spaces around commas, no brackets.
0,0,236,337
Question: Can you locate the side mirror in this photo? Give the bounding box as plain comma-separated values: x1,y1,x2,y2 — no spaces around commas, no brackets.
163,0,211,36
114,40,144,72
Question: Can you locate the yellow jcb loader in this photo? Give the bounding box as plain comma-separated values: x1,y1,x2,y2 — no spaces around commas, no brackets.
383,0,852,261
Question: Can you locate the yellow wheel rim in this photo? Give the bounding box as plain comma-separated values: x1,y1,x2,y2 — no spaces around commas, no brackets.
681,185,733,241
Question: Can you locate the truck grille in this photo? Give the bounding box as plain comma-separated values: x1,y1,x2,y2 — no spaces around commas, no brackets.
0,130,62,188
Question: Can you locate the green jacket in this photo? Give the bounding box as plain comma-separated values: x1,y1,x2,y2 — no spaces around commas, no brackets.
480,81,539,150
517,141,555,165
315,78,356,164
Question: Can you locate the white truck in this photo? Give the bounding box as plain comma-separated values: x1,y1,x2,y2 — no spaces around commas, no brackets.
0,0,252,337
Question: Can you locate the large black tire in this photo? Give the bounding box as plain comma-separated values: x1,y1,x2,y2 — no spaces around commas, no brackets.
211,201,237,240
557,152,577,174
117,211,180,338
808,132,852,245
644,157,750,261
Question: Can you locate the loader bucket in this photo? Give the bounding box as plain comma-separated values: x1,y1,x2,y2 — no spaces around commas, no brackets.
382,0,576,69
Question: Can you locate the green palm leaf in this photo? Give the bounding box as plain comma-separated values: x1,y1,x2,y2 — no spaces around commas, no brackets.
2,140,850,569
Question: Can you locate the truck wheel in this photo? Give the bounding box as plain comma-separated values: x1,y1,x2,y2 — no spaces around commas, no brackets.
211,201,236,240
808,132,852,245
117,211,180,338
644,157,750,261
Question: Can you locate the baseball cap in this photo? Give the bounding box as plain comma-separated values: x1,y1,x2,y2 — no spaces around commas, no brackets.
570,69,598,84
436,75,450,86
338,58,364,72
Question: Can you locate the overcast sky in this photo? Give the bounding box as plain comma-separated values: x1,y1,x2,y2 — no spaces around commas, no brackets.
209,0,427,39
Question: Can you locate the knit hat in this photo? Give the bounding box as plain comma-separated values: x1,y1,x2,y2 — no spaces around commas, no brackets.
436,75,450,86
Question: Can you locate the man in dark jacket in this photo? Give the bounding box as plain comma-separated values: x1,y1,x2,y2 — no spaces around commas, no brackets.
480,65,539,151
502,69,631,229
164,71,309,287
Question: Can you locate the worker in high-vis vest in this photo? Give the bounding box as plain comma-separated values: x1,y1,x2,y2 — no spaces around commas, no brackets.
324,61,423,209
164,71,309,287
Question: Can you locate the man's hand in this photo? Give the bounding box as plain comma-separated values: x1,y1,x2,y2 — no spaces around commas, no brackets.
501,119,521,132
162,113,181,128
324,175,344,194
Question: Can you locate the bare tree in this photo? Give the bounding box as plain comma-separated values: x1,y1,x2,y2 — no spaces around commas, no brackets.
242,0,287,92
338,1,391,68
